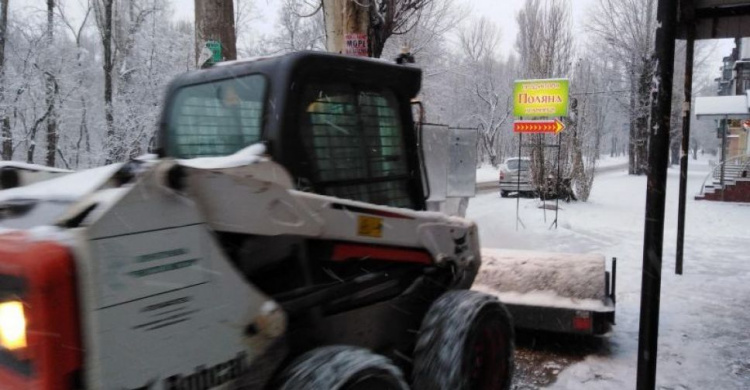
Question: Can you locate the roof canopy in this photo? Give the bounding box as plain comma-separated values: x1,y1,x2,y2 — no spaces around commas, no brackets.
695,91,750,118
679,0,750,39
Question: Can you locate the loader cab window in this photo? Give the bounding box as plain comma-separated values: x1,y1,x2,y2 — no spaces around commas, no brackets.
301,83,413,209
167,74,266,158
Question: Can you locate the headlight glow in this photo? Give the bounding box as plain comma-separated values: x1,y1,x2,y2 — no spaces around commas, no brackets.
0,301,27,350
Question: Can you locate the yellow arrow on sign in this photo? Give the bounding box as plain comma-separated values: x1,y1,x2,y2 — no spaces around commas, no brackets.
554,118,565,134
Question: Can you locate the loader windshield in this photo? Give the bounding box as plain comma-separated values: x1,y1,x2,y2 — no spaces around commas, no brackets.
301,83,413,208
167,74,266,158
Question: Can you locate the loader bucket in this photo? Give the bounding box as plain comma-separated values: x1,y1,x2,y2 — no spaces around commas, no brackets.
472,249,615,335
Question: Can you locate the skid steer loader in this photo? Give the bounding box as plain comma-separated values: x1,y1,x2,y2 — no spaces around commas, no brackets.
0,52,514,390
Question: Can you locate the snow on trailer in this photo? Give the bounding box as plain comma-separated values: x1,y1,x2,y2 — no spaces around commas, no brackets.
473,248,615,335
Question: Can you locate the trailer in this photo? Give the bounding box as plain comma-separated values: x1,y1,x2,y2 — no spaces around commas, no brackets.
473,249,616,336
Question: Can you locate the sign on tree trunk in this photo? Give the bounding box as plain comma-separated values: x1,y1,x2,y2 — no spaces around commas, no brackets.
344,33,368,57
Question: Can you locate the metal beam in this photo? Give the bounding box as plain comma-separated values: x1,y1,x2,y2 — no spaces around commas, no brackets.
637,0,679,388
676,2,696,275
677,0,750,39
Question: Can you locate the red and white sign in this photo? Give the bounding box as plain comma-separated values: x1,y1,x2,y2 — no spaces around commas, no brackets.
513,119,566,134
345,33,368,57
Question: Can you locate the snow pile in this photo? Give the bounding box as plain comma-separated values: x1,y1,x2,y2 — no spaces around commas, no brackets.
475,248,607,301
0,164,122,202
177,143,267,169
597,155,628,169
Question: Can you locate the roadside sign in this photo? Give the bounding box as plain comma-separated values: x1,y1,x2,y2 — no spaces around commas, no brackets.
205,41,222,64
513,79,569,117
513,119,565,134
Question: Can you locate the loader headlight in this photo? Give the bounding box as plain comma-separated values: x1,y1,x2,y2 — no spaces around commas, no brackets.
0,301,27,350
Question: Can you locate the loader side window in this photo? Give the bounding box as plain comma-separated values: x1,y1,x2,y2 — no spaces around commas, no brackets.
168,75,266,158
302,84,412,208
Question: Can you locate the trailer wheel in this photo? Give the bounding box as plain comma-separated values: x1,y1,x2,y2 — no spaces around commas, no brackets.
500,190,509,198
413,290,514,390
276,346,409,390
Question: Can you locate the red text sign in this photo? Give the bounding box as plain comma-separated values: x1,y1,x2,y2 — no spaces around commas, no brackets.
345,33,368,57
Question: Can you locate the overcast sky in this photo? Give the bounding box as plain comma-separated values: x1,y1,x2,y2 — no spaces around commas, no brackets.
168,0,602,58
12,0,733,79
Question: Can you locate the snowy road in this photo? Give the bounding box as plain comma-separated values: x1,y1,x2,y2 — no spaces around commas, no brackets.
467,158,750,389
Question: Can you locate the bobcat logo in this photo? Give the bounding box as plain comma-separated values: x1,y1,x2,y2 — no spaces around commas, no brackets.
453,232,468,255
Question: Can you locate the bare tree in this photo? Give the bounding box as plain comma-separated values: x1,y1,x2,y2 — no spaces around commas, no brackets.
459,17,499,63
568,57,618,200
44,0,57,166
456,17,512,166
588,0,656,175
93,0,116,164
271,0,326,53
0,0,10,160
58,0,93,168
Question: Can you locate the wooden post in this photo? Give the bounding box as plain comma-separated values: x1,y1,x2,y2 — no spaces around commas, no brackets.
195,0,237,66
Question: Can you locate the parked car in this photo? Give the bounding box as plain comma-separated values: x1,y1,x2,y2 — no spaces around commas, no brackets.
499,157,535,197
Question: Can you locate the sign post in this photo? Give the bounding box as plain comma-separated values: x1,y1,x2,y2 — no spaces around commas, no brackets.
512,78,570,230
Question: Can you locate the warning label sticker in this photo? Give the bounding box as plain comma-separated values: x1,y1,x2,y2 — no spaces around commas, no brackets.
345,33,368,57
357,215,383,238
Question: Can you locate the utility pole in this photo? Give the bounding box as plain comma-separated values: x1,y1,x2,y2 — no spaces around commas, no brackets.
636,0,678,388
195,0,237,67
322,0,370,57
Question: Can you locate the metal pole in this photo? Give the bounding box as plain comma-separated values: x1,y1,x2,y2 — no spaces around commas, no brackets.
636,0,678,388
516,133,522,231
553,132,561,229
720,116,728,200
676,17,695,276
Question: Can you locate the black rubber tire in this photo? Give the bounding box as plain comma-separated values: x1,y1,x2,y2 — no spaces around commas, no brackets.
412,290,514,390
276,346,409,390
500,190,509,198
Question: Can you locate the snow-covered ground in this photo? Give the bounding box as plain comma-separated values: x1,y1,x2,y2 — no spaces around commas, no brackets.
467,157,750,389
596,154,629,169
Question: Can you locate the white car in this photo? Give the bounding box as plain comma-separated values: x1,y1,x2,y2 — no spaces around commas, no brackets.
498,157,535,197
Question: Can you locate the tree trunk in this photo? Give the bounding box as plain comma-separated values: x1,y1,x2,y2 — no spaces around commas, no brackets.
102,0,116,164
634,57,652,175
691,138,698,160
628,59,637,174
45,0,57,167
194,0,237,66
670,140,680,165
0,0,10,160
323,0,370,57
